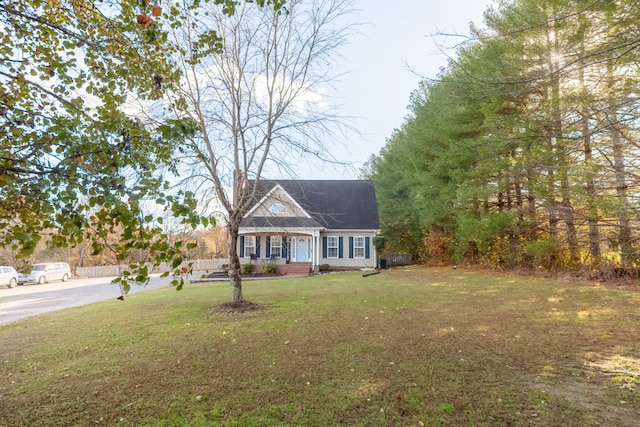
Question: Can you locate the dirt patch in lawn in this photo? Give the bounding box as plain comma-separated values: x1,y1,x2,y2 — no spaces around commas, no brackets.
210,300,266,313
534,379,639,427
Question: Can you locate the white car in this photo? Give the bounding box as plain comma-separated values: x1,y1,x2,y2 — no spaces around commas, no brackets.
0,266,19,288
26,262,71,285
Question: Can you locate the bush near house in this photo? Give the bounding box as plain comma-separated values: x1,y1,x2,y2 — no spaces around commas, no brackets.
262,263,277,274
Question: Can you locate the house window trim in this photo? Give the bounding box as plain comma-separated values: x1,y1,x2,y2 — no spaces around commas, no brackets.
244,236,256,257
327,236,339,259
353,236,365,259
270,236,282,258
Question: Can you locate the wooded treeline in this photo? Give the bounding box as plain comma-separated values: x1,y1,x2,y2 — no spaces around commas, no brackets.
369,0,640,273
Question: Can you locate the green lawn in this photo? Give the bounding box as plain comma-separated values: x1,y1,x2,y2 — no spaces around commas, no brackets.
1,266,639,426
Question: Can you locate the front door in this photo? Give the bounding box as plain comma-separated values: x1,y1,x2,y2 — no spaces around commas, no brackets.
295,238,309,262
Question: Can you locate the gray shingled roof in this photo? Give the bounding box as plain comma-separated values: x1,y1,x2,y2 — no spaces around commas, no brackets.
241,180,380,230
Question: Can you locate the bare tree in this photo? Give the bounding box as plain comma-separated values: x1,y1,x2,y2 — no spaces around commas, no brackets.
157,0,355,304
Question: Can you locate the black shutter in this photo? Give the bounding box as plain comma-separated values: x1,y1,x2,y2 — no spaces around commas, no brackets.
282,237,287,258
365,236,370,259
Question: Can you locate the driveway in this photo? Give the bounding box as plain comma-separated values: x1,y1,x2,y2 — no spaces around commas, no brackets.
0,274,187,326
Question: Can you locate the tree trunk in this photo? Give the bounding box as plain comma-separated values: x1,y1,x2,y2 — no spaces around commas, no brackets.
526,165,537,240
559,168,579,264
545,136,559,240
582,112,601,261
607,61,634,267
548,23,579,264
514,179,523,223
579,47,600,262
227,217,244,304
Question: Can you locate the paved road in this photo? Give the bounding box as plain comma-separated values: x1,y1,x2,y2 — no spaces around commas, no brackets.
0,274,186,326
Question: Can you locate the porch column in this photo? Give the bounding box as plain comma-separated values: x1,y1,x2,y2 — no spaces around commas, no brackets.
310,235,315,270
314,234,319,270
312,231,320,271
372,234,378,268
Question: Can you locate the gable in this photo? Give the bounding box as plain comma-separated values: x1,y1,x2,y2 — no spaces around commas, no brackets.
244,184,310,219
241,180,380,230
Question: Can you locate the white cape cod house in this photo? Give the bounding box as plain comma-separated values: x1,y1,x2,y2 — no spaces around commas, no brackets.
238,180,380,275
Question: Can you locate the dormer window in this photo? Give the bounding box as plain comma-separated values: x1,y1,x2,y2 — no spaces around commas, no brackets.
270,203,285,214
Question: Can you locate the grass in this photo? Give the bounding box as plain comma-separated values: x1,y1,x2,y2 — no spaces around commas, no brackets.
1,266,639,426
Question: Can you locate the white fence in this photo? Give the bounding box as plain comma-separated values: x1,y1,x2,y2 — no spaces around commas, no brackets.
75,259,229,279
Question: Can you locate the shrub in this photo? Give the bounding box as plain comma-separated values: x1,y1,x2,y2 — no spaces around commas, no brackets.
524,238,558,270
372,236,386,254
524,238,573,270
242,263,254,274
422,230,454,266
482,236,524,269
319,264,330,272
262,263,277,274
455,212,516,253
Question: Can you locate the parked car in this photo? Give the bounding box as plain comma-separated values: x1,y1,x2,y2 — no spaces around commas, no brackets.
25,262,71,285
0,266,19,288
17,273,30,285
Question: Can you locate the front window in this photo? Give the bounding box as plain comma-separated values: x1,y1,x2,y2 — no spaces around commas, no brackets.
327,236,339,258
353,236,365,258
270,236,282,258
244,236,256,257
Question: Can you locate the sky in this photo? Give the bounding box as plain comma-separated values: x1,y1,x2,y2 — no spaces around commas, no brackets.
297,0,495,179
